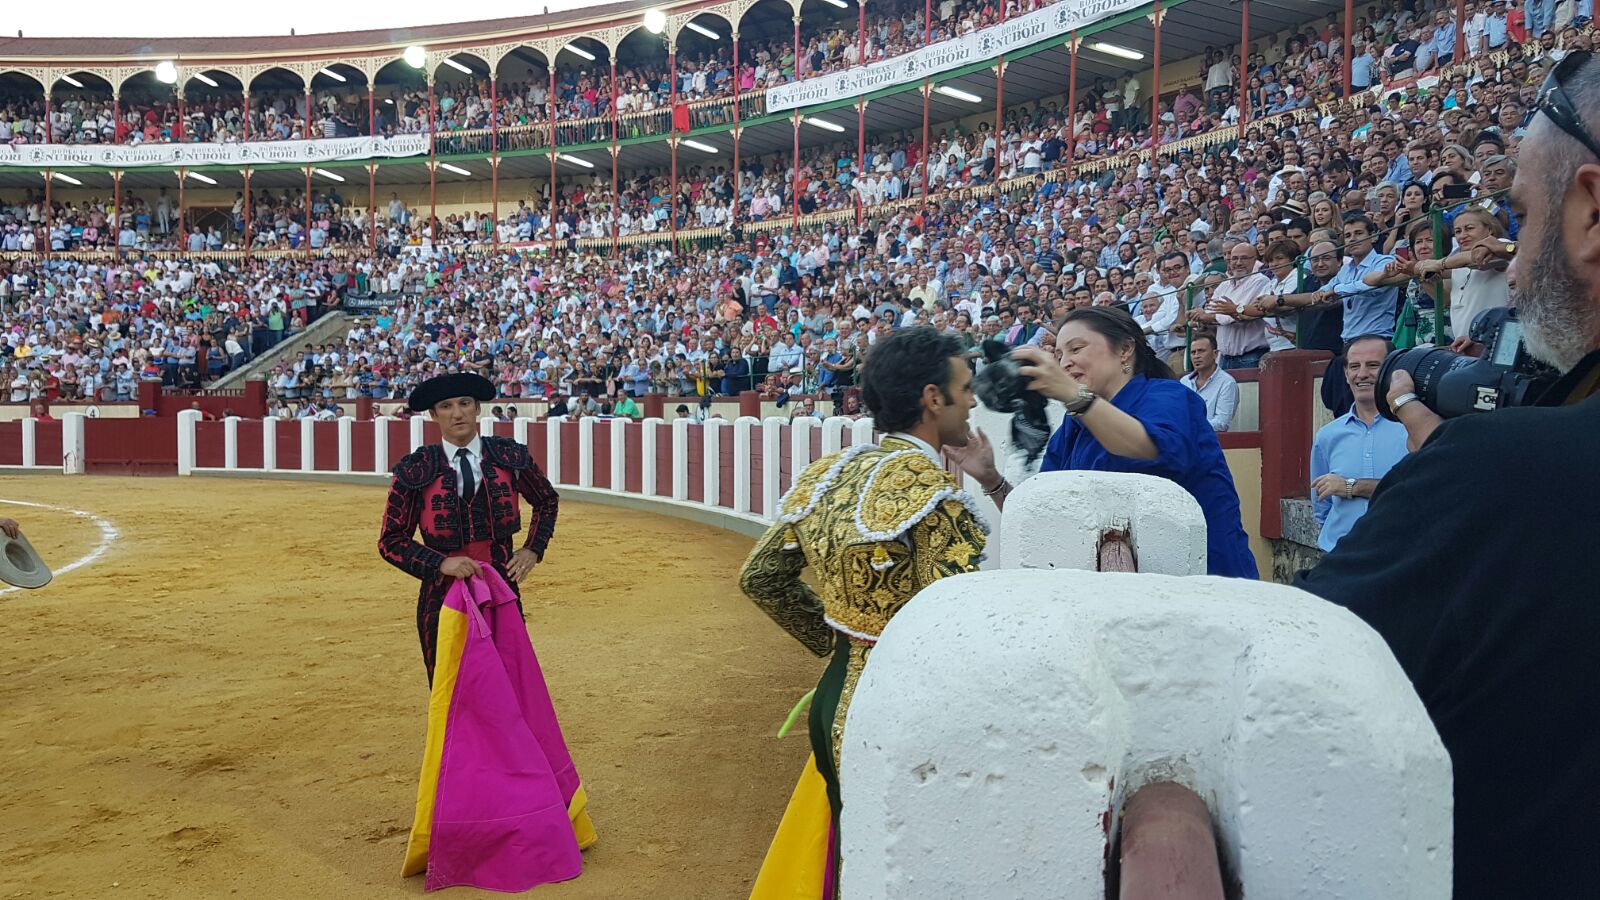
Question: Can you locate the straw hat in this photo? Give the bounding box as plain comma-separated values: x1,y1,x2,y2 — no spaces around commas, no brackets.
0,529,52,589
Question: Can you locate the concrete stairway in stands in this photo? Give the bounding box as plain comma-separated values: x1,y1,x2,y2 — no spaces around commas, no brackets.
210,311,353,389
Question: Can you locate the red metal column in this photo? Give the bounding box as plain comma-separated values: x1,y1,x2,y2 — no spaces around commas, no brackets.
1239,0,1250,139
113,170,123,252
1454,0,1465,63
113,93,121,144
1343,0,1353,97
732,31,741,222
858,1,868,225
304,88,312,139
243,90,251,140
368,164,376,252
610,55,618,254
304,165,312,259
491,71,500,249
241,167,251,259
994,59,1005,171
920,0,932,213
791,11,801,228
1066,32,1078,184
1151,0,1162,152
42,170,52,258
548,65,557,248
367,84,375,136
178,170,187,251
176,86,185,142
427,78,437,242
44,92,52,143
670,41,680,247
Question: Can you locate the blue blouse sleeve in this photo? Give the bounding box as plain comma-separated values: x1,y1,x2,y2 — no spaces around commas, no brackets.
1038,420,1074,472
1115,380,1204,480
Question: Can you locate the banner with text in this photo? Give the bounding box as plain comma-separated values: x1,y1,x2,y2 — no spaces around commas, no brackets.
765,0,1146,113
0,134,430,169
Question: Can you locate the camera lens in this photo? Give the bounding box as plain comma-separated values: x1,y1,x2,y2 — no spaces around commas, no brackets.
1376,347,1478,420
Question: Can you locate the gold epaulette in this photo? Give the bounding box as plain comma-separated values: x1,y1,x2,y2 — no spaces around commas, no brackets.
855,448,985,542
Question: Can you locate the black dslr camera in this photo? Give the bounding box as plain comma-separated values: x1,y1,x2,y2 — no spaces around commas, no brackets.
973,339,1051,464
1377,308,1560,421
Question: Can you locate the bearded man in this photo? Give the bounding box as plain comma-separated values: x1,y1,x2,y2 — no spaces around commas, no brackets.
1297,51,1600,900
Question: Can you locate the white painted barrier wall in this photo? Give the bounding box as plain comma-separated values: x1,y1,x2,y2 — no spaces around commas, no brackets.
838,474,1451,900
998,471,1207,575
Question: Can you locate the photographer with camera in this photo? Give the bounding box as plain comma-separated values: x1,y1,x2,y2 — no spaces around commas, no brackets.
1297,51,1600,900
953,307,1257,579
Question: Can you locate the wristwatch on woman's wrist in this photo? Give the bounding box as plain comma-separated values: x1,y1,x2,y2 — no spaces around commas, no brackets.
1065,385,1098,416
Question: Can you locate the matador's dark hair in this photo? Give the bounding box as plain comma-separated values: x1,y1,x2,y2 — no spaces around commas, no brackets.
860,326,966,433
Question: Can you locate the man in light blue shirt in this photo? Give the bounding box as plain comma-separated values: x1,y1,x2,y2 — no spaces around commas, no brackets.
1327,215,1398,340
1351,44,1376,91
1178,334,1240,431
1431,11,1457,61
1310,336,1410,552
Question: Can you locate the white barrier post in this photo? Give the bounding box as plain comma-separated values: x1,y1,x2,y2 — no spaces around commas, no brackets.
336,416,355,473
733,417,759,514
610,418,629,491
19,417,36,468
789,417,817,490
703,417,724,507
996,472,1208,575
671,417,691,501
762,417,786,518
850,417,876,447
372,416,394,474
577,417,596,487
175,409,201,477
299,417,316,472
261,417,278,471
841,568,1451,900
408,415,426,452
61,412,86,474
545,416,565,486
641,417,664,496
513,416,533,448
479,415,497,438
822,416,849,455
223,416,240,470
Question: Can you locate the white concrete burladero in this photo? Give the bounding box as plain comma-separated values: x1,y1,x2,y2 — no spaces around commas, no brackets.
838,473,1451,899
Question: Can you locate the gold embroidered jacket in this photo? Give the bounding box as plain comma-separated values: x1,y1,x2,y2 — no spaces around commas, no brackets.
738,435,989,656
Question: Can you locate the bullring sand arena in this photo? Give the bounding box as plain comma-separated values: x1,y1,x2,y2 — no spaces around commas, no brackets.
0,475,818,899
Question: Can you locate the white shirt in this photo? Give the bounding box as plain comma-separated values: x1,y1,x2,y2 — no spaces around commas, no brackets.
443,434,484,497
887,431,942,467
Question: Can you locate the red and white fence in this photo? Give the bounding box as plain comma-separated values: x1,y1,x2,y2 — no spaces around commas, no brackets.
170,411,879,526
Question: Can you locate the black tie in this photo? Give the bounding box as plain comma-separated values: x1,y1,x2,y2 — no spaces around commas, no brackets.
456,447,475,501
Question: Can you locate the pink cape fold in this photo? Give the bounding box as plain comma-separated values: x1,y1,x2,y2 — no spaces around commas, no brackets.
423,568,584,892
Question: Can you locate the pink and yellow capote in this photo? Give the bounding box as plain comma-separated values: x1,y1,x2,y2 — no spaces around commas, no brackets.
401,567,597,892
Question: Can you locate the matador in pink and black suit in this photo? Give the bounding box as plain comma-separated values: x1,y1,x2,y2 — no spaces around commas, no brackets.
379,431,559,682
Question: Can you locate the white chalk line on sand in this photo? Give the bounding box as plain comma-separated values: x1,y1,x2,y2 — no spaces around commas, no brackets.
0,498,119,595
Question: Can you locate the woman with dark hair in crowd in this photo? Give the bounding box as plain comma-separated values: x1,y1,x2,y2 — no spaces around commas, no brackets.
1001,306,1257,577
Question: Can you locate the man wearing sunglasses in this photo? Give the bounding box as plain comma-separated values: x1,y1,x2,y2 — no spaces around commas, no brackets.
1298,49,1600,900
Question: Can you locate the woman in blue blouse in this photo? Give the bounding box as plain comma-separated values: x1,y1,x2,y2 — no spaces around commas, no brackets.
962,307,1257,578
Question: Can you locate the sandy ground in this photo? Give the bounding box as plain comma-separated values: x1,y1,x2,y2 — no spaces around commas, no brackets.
0,475,824,900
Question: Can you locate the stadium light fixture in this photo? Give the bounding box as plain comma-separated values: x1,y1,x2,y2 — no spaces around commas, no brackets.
319,67,347,83
61,74,84,89
314,168,346,182
563,43,596,61
935,85,982,103
193,72,219,88
186,171,217,185
686,22,720,40
644,8,667,33
439,163,473,176
1089,41,1145,61
384,98,394,105
805,116,846,132
51,172,83,186
155,61,178,84
682,139,718,153
403,45,427,69
558,154,596,169
824,0,850,7
444,58,474,75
